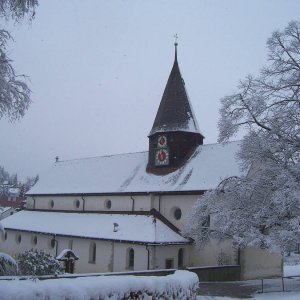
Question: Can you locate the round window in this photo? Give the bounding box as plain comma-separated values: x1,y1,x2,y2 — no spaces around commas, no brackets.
15,234,22,244
31,235,37,245
74,199,80,208
174,208,182,220
105,199,112,209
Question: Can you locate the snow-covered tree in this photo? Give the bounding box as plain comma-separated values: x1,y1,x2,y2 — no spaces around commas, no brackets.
17,249,64,276
19,174,38,196
0,0,38,122
0,165,38,196
0,252,17,276
185,21,300,253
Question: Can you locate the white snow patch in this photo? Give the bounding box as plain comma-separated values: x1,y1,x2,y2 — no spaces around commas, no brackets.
284,264,300,277
2,211,189,244
0,270,198,300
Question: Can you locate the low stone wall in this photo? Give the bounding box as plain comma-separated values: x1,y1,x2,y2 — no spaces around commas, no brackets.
187,265,241,281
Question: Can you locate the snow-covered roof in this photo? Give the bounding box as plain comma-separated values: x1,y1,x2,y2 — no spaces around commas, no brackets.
8,188,20,195
1,211,189,244
28,141,242,195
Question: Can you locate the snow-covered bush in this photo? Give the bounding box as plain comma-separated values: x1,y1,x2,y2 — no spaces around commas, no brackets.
0,252,17,276
17,249,64,276
0,270,198,300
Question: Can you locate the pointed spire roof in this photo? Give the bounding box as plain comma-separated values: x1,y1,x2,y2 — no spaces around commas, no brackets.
149,43,203,137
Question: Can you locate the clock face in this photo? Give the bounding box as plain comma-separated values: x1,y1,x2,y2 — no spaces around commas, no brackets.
157,135,167,148
155,149,169,166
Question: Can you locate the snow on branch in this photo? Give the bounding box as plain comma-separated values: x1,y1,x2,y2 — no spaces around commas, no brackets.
187,21,300,254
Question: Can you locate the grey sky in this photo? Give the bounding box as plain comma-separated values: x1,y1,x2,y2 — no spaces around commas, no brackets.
0,0,300,180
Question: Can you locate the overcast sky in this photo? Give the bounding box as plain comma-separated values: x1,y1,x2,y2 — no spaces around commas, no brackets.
1,0,300,180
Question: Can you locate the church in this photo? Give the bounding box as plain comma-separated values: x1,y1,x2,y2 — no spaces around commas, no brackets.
0,43,282,280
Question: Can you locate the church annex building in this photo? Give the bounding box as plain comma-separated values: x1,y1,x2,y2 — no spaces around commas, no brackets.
0,44,282,280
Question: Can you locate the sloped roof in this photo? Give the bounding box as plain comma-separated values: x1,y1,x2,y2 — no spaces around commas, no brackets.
2,211,189,244
149,47,203,137
28,141,242,195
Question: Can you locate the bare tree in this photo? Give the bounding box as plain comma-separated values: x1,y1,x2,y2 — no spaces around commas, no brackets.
0,0,38,122
185,21,300,253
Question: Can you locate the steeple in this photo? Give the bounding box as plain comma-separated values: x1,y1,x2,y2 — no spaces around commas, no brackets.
149,41,202,137
147,42,204,175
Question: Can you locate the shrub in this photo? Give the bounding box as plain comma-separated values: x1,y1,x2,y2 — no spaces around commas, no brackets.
17,249,64,276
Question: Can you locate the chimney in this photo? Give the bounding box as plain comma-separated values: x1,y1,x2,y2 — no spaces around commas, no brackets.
113,223,119,232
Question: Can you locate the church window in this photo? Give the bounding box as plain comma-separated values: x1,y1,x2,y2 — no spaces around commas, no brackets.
15,234,21,244
49,238,56,249
174,208,182,220
89,242,96,263
74,199,80,209
178,248,184,268
49,199,54,209
126,248,134,270
165,258,174,269
1,231,7,242
31,235,38,246
105,199,112,209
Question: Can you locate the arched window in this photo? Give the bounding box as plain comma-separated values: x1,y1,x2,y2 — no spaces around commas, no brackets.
74,199,80,209
89,242,96,263
178,248,184,269
31,235,38,246
127,248,134,270
105,199,112,209
49,199,54,209
15,234,21,244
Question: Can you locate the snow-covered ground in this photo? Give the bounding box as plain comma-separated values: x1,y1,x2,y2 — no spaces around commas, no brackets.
197,294,300,300
197,263,300,300
1,262,300,299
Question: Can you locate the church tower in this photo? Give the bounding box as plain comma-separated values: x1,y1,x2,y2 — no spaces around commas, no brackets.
147,42,204,175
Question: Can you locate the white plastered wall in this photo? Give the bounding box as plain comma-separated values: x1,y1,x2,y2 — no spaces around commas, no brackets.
151,194,201,231
151,244,190,269
189,239,237,267
26,195,151,212
1,229,160,273
240,247,283,280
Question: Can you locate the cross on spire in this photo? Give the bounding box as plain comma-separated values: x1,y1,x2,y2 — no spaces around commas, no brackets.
174,34,178,46
174,34,178,61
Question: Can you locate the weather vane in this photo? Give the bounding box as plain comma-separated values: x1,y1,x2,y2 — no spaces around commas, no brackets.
174,34,178,46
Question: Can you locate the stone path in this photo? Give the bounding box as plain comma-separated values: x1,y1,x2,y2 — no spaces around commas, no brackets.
198,281,261,299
